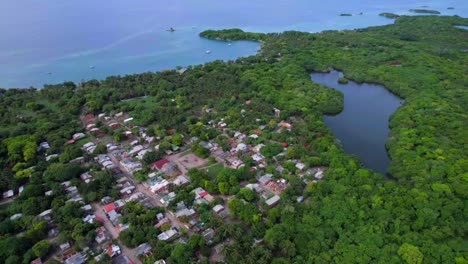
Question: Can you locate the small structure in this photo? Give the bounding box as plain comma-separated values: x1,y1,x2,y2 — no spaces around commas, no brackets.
39,142,50,150
202,228,215,242
212,204,227,218
135,243,152,257
149,179,170,194
153,159,181,177
173,175,190,186
72,133,86,141
265,195,280,207
152,159,170,170
175,208,196,218
274,108,281,118
37,209,53,222
10,213,23,221
107,244,121,258
64,253,86,264
258,174,273,185
295,162,306,171
2,189,14,199
157,228,179,241
95,226,109,244
279,121,293,130
80,172,93,183
123,117,134,124
31,258,42,264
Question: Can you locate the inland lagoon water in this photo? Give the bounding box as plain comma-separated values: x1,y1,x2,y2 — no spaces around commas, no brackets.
311,70,403,175
1,0,467,88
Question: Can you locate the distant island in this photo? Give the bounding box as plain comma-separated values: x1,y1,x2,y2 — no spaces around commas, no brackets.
339,13,353,16
379,12,400,19
199,28,264,41
409,9,441,14
447,7,455,10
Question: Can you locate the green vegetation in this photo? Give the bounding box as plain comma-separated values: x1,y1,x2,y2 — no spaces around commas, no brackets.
379,12,400,19
409,9,441,14
337,77,349,84
199,28,265,41
340,13,352,16
0,15,467,263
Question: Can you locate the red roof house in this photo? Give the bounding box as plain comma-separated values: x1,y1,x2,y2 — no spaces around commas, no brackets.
152,159,170,170
103,203,117,214
279,121,293,130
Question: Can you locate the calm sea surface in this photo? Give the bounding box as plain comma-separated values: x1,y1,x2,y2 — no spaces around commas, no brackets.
1,0,467,88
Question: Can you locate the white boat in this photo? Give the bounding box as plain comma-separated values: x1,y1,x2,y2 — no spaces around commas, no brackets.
89,65,95,69
205,50,212,54
228,43,232,46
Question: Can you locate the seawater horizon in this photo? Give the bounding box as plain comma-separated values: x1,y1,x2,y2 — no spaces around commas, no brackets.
1,0,467,88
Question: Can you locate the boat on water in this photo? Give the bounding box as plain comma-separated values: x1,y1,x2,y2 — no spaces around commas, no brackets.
205,50,212,54
89,65,95,69
167,27,176,32
228,43,232,46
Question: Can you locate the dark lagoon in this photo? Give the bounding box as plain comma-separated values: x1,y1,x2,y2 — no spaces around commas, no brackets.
311,70,403,175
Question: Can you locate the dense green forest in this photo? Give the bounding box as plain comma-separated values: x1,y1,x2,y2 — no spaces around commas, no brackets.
0,15,467,263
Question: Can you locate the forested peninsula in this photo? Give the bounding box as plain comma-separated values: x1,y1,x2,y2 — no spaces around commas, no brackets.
0,16,467,264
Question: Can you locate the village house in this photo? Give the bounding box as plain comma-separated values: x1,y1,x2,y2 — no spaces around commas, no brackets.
80,172,93,183
159,192,176,206
135,243,152,257
82,113,96,125
107,244,121,258
109,122,121,129
116,223,130,234
123,117,134,124
175,207,197,219
37,209,53,223
157,227,179,241
265,195,281,208
202,228,215,243
46,154,59,161
64,252,86,264
264,179,288,195
120,158,142,174
128,145,144,156
31,258,42,264
72,132,86,141
212,204,227,218
10,213,23,221
2,189,14,199
103,200,125,214
95,226,109,244
136,148,151,160
152,159,181,177
193,187,215,203
295,162,306,171
278,121,293,130
149,179,170,194
258,174,273,185
245,183,263,193
172,175,190,186
39,141,50,150
226,155,244,169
